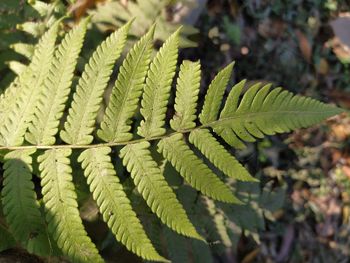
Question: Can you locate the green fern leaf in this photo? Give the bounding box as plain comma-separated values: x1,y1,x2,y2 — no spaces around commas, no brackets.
11,42,35,59
0,21,344,262
199,62,234,124
0,78,21,124
7,61,26,75
29,0,51,17
17,21,46,37
91,0,198,48
26,18,89,145
1,150,52,256
120,141,203,240
211,83,343,145
78,147,167,262
0,20,60,146
170,60,201,131
189,128,257,182
138,28,180,138
98,25,155,142
213,80,247,149
158,134,241,204
0,223,16,252
60,20,132,145
38,149,103,263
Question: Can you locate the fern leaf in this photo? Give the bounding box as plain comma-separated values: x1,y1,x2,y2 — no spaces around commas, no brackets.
189,129,257,182
78,147,167,262
60,20,132,145
0,20,60,146
220,79,246,117
120,141,203,240
157,134,241,203
11,43,35,59
138,28,180,138
0,78,21,124
0,223,16,252
38,149,103,263
170,60,201,131
0,21,345,263
29,0,51,17
213,80,247,149
1,150,52,256
8,61,26,75
211,84,343,145
98,25,155,142
199,62,234,124
16,21,45,37
213,125,247,149
26,18,89,145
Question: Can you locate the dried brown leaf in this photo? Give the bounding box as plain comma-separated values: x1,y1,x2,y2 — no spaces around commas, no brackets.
295,29,312,63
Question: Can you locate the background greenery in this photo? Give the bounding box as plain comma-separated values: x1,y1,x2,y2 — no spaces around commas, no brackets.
0,0,349,262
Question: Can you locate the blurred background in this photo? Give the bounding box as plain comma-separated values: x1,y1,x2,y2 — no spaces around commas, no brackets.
1,0,350,262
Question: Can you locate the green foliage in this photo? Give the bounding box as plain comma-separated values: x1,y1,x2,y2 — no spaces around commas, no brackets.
38,148,103,262
138,28,179,138
1,149,52,256
61,20,131,145
0,17,343,263
189,129,256,181
79,147,166,261
0,20,60,146
0,0,65,87
120,141,202,240
91,0,198,48
170,60,201,131
97,24,155,142
158,134,242,203
26,18,89,145
0,223,16,252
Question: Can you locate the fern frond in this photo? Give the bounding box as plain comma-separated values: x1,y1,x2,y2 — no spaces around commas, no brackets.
211,83,343,146
189,128,257,182
29,0,51,17
0,20,344,262
0,223,16,252
0,78,21,124
78,147,167,262
199,62,234,124
26,18,89,145
38,149,103,263
170,60,201,131
11,43,35,59
98,25,155,142
138,29,180,138
17,21,46,37
7,61,26,75
1,150,52,256
60,20,132,145
120,141,203,240
92,0,198,48
158,134,241,204
213,80,247,149
0,20,60,146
